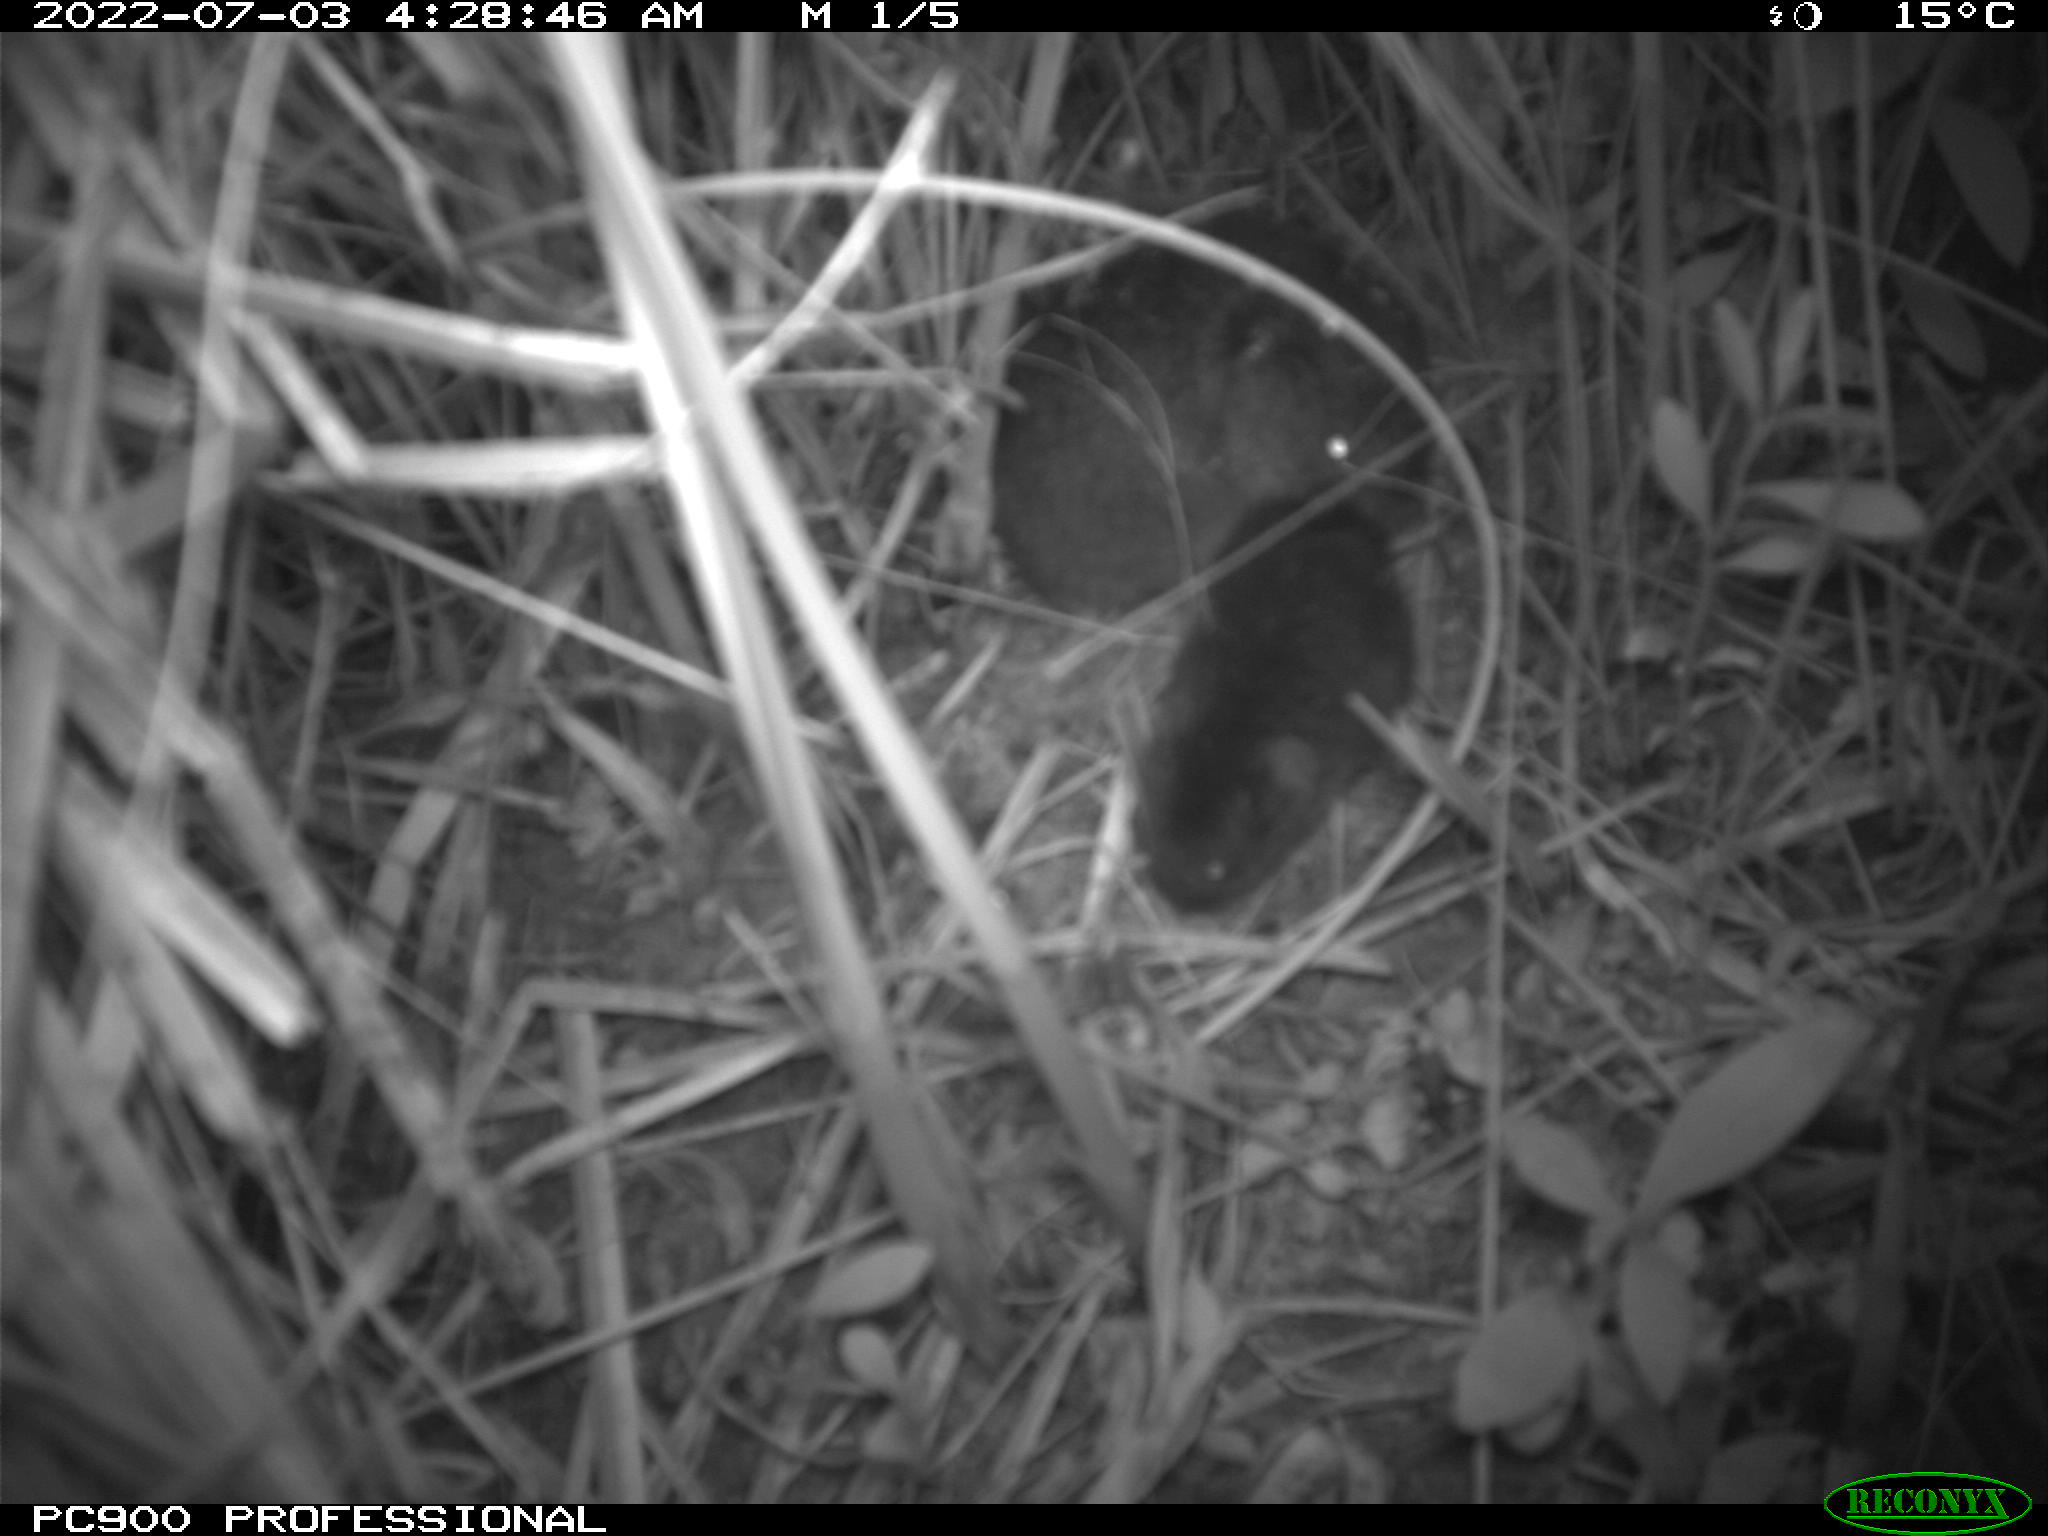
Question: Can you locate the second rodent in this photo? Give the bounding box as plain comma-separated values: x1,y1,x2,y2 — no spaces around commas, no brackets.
1135,494,1415,912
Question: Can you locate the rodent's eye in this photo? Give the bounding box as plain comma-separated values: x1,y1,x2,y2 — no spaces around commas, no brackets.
1324,433,1352,464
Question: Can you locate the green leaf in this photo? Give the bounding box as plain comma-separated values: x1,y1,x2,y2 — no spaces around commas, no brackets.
1635,999,1874,1220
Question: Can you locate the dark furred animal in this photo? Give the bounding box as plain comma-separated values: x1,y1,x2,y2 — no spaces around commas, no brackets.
992,213,1421,617
1135,496,1415,912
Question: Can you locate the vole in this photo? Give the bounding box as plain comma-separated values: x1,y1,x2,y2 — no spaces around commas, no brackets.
991,212,1421,617
1134,494,1415,912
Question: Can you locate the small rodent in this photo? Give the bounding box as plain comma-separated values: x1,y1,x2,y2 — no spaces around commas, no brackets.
992,212,1421,616
1135,495,1415,912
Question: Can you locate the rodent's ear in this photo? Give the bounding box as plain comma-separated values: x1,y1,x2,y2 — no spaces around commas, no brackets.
1258,735,1322,797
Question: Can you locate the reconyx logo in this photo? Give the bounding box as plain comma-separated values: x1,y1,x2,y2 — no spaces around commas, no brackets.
1826,1472,2032,1533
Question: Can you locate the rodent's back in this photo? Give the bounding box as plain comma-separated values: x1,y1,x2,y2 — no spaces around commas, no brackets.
992,214,1421,617
1136,497,1415,911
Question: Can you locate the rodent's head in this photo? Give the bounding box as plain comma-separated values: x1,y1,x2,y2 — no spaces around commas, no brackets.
1214,303,1422,512
1137,731,1333,912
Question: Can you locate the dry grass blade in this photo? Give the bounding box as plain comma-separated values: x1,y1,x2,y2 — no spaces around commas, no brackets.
7,994,336,1500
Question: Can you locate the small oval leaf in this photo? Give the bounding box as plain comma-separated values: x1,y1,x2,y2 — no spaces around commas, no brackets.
860,1405,921,1465
1787,35,1932,121
1621,622,1678,665
1712,300,1764,414
1452,1288,1588,1431
838,1323,903,1396
1635,999,1874,1220
1674,246,1747,310
807,1241,934,1319
1769,289,1821,408
1724,531,1821,576
1359,1088,1414,1173
1428,987,1492,1089
1503,1115,1622,1222
1824,480,1928,542
1501,1394,1575,1456
1896,270,1987,381
1929,99,2033,268
1749,478,1928,542
1620,1235,1694,1407
1745,477,1838,524
1651,399,1714,528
